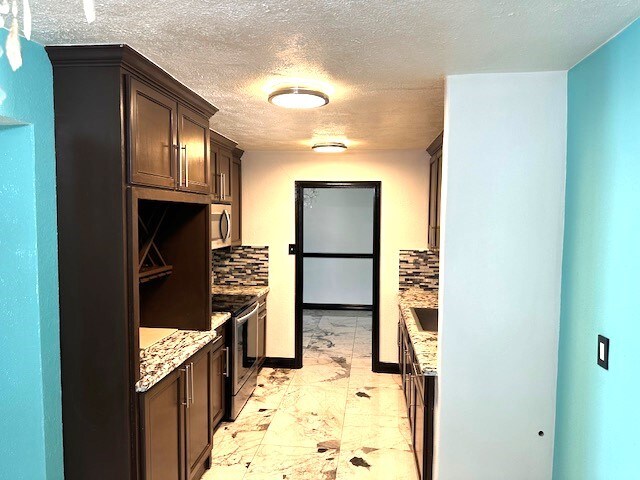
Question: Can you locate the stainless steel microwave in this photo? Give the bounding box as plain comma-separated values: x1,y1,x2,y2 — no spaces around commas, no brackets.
211,203,232,249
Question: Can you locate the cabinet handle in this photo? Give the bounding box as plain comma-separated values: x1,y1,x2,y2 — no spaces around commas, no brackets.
176,145,183,187
227,211,232,241
183,365,190,408
190,362,195,405
181,145,188,187
223,347,230,377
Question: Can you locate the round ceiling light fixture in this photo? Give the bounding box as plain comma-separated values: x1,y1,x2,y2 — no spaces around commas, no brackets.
311,142,347,153
268,87,329,109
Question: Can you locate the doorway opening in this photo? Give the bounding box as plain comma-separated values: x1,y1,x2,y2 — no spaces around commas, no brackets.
294,181,381,371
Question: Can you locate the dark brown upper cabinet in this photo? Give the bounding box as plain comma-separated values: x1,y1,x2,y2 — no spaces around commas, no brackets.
129,78,178,189
210,131,236,204
129,79,212,194
210,131,243,247
230,150,242,246
427,132,443,251
178,105,210,194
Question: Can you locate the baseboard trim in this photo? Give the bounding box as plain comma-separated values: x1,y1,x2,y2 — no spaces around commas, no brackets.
302,303,373,311
373,361,400,374
263,357,298,369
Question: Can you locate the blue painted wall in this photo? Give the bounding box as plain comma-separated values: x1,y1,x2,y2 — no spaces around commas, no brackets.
554,19,640,479
0,31,63,479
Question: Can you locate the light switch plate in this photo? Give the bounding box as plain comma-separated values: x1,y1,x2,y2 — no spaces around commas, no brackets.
597,335,609,370
288,244,296,255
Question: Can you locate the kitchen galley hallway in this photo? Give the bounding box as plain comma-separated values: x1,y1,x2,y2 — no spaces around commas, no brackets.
204,310,418,480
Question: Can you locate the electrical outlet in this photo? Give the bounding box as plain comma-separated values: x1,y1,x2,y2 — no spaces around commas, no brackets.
597,335,609,370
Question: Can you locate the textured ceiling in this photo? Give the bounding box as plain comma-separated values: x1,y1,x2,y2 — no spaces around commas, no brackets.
30,0,640,150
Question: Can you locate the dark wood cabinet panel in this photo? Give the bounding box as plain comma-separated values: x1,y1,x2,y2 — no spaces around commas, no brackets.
413,369,426,479
210,142,221,201
186,345,213,480
427,132,443,251
129,78,178,189
217,148,232,203
230,155,242,246
140,369,186,480
211,339,226,430
178,106,210,194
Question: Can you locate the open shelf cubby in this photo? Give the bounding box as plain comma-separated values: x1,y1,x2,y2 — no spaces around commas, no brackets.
136,195,211,331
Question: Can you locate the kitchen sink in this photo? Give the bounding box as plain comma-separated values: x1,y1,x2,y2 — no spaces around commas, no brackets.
411,307,438,332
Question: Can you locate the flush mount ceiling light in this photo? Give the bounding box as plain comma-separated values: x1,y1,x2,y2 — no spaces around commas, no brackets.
312,142,347,153
268,87,329,109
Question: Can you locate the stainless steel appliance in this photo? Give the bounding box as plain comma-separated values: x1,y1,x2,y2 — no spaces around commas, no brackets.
211,203,232,249
212,294,261,420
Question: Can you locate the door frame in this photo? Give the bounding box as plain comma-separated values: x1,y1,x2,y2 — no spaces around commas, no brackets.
294,181,382,371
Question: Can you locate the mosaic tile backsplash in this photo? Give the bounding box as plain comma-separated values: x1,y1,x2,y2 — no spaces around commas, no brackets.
399,249,439,291
212,246,269,286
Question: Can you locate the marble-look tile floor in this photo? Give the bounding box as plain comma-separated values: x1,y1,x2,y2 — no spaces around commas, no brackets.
203,311,418,480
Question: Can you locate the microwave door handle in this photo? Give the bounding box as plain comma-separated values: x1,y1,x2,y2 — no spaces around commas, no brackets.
235,303,259,326
218,211,226,240
224,210,231,241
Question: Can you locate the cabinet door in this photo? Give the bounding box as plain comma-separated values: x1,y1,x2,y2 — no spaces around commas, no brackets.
210,342,225,429
210,141,221,201
141,369,186,480
230,156,241,245
413,375,425,479
435,152,442,250
402,329,412,412
129,78,178,189
216,148,232,203
428,156,439,249
178,105,210,194
186,346,213,480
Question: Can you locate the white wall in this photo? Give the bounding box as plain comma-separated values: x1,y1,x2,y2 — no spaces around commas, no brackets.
303,187,374,305
242,150,429,360
436,72,567,479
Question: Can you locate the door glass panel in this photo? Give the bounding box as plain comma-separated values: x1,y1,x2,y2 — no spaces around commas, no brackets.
302,187,374,254
303,258,373,305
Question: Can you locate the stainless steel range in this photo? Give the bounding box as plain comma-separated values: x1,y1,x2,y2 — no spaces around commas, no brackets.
212,294,260,419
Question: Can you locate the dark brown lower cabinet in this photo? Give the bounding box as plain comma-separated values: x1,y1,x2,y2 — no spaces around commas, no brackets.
398,316,436,480
140,368,186,480
210,328,227,430
141,337,227,480
186,346,214,480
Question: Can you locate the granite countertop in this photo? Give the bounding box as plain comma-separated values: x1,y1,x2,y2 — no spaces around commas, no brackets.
211,311,231,330
398,287,438,376
136,312,231,393
211,284,270,297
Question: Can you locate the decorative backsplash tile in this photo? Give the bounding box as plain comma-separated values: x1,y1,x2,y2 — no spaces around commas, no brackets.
212,246,269,286
399,249,439,291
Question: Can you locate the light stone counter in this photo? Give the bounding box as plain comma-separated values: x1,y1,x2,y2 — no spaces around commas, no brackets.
136,312,231,392
398,287,438,376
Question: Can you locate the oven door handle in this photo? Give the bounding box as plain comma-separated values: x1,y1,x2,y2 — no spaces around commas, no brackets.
235,303,259,326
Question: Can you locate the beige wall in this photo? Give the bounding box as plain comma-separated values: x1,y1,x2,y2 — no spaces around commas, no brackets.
241,149,429,362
